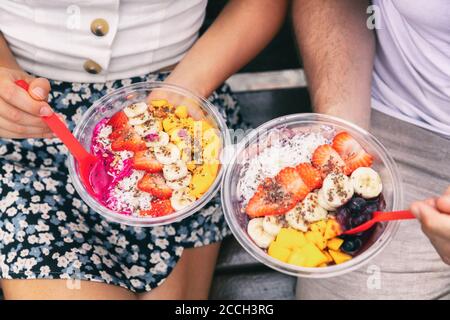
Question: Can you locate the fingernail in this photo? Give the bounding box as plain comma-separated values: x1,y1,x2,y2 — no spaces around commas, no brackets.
39,106,53,116
32,87,46,100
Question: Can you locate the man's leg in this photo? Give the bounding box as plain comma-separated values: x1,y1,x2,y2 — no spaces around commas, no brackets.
297,111,450,299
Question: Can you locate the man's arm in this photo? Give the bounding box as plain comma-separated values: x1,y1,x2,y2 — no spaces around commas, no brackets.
292,0,375,129
165,0,289,98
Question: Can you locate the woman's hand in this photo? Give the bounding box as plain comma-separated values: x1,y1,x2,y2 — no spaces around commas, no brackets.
410,187,450,265
0,67,54,139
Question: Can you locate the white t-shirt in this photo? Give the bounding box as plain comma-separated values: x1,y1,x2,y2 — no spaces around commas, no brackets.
0,0,207,83
371,0,450,136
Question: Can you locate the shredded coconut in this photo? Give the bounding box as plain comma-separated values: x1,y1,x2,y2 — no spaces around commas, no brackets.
238,129,331,206
106,170,154,215
97,125,112,149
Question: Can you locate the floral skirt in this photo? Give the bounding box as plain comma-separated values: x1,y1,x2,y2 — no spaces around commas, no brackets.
0,72,245,293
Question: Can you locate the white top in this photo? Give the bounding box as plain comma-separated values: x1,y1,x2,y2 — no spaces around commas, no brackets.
371,0,450,136
0,0,207,83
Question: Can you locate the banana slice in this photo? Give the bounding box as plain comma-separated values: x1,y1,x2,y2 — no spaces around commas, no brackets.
285,205,309,232
163,160,188,181
154,143,180,165
317,188,336,211
300,193,329,222
262,215,285,236
166,173,192,191
128,111,150,126
170,187,196,211
123,102,148,118
145,131,169,148
134,118,162,137
321,172,354,209
247,218,275,249
350,167,382,199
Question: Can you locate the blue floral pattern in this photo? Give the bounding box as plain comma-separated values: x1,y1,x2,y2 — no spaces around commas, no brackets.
0,72,245,293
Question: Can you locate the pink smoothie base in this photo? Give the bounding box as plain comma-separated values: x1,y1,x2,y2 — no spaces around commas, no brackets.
88,119,134,215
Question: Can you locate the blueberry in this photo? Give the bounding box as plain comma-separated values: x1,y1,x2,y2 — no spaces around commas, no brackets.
341,237,363,253
348,197,366,214
350,214,369,228
363,210,374,222
336,207,351,230
364,202,379,215
377,194,386,211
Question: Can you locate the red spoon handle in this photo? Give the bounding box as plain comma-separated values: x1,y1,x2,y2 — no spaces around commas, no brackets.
42,113,92,161
15,80,92,162
375,210,415,222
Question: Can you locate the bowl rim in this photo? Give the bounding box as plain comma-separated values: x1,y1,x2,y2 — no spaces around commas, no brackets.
68,81,231,227
221,113,403,277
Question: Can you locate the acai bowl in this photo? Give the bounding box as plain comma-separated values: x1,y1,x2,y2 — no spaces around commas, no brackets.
221,113,403,278
68,82,231,227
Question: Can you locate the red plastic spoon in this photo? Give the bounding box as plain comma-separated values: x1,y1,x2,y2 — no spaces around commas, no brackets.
342,210,415,235
15,79,107,196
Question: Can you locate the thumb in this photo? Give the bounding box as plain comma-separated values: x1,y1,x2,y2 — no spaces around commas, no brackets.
28,77,51,102
436,186,450,215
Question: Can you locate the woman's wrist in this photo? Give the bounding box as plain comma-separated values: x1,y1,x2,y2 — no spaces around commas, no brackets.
164,72,212,99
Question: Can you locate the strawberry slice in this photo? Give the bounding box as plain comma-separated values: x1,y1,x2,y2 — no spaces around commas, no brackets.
296,163,323,191
332,132,373,174
275,167,309,201
107,111,129,131
312,144,347,176
246,178,298,218
139,199,174,217
137,173,173,199
132,150,163,173
345,152,374,174
108,128,127,141
111,129,147,152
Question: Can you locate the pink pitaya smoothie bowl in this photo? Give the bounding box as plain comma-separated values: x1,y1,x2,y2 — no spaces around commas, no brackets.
67,81,231,227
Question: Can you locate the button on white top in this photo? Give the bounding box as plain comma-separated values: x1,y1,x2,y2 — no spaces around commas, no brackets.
91,18,109,37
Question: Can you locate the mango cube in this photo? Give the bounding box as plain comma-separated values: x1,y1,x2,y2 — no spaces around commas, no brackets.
203,143,220,165
287,249,308,267
305,231,327,250
150,99,169,107
296,242,329,267
175,105,188,119
323,250,333,263
318,263,328,268
310,220,327,235
189,164,218,198
328,250,352,265
324,219,343,240
162,115,181,132
276,228,307,249
268,241,292,263
327,238,344,251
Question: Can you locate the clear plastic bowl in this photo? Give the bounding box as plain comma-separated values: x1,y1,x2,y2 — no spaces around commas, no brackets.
68,82,231,227
221,113,403,278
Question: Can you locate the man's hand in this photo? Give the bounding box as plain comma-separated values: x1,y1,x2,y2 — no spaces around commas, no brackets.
410,187,450,265
0,67,54,139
